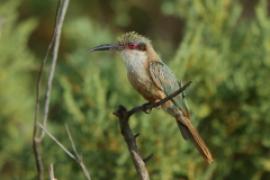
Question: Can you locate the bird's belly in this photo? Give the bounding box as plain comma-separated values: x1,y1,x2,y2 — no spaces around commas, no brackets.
127,69,161,102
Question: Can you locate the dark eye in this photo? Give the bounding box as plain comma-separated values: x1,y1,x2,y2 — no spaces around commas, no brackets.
137,43,146,51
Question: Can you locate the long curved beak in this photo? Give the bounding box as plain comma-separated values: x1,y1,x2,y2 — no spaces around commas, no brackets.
89,43,123,52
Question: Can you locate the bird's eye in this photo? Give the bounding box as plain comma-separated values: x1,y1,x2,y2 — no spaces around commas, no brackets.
137,43,146,51
127,43,146,51
127,43,136,49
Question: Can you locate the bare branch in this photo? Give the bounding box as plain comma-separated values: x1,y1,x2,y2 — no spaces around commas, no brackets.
65,125,92,180
38,123,76,160
49,163,57,180
113,81,191,180
32,0,70,179
38,123,92,180
143,153,154,163
65,125,79,155
114,106,150,180
41,0,70,138
134,133,140,139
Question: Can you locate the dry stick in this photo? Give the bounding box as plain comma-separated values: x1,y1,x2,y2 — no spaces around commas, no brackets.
32,10,56,180
32,0,70,179
38,123,75,159
38,123,92,180
49,164,57,180
114,81,191,180
41,0,70,138
65,125,92,180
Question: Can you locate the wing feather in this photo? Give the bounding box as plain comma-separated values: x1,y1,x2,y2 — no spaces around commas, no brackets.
149,61,187,109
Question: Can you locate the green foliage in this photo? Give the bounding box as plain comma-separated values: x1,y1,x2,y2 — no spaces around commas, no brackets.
1,0,270,179
0,0,37,178
169,1,270,179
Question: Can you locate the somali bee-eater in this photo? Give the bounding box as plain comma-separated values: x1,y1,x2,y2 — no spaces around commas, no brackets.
90,32,213,164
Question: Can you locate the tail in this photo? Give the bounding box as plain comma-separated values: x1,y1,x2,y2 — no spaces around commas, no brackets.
176,115,214,164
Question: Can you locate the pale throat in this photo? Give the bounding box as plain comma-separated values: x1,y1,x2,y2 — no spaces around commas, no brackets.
120,50,148,75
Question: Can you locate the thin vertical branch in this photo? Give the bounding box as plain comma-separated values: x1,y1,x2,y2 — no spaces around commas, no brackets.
32,0,70,179
49,163,57,180
41,0,70,138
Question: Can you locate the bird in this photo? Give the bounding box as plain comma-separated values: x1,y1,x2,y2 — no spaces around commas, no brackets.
90,31,213,164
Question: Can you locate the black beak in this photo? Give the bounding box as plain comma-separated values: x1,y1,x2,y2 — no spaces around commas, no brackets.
89,43,123,52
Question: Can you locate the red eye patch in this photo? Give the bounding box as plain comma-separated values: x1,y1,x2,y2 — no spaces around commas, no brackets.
127,43,146,51
127,43,137,49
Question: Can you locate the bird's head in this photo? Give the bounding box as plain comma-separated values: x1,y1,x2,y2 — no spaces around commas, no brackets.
90,32,158,63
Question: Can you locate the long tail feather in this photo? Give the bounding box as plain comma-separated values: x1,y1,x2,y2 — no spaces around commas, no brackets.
176,116,214,164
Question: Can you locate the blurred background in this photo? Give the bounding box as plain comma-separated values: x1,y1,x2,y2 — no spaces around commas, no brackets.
1,0,270,179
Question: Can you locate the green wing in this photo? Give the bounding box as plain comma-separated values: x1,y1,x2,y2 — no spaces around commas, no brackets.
149,61,188,110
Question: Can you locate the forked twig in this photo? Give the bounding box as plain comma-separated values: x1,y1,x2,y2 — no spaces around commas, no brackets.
38,123,76,160
114,81,191,180
38,123,92,180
